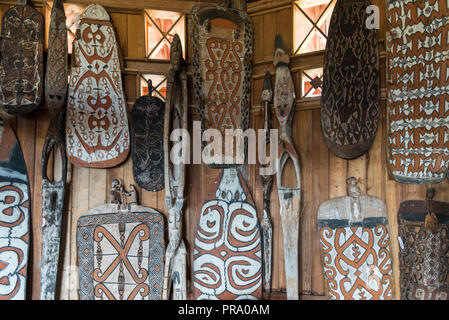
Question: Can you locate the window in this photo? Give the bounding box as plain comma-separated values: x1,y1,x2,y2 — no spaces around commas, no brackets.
293,0,336,55
144,9,185,60
140,74,167,101
301,68,323,98
45,2,84,54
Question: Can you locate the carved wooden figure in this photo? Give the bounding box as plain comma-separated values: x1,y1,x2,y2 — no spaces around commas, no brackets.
40,0,68,300
318,177,394,300
0,0,44,115
260,71,273,298
398,188,449,300
0,116,30,300
190,0,253,167
193,168,262,299
321,0,380,159
66,3,130,168
130,79,165,192
76,179,165,300
387,0,449,183
162,35,188,300
273,34,301,300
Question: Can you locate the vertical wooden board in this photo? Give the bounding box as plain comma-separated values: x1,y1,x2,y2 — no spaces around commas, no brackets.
127,14,145,58
311,109,327,296
68,165,90,300
110,13,128,57
347,154,367,194
432,179,449,202
88,168,107,208
328,153,347,198
123,74,137,105
252,77,264,108
405,184,426,203
262,12,276,61
297,109,312,294
277,8,292,54
371,0,386,40
251,14,263,63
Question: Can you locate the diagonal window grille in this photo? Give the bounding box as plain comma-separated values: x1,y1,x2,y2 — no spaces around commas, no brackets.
140,73,167,101
293,0,336,55
144,9,185,60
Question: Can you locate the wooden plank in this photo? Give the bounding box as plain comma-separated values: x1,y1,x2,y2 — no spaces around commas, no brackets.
298,109,312,294
311,108,327,296
68,166,90,300
262,12,276,60
110,13,128,57
127,14,145,58
251,14,264,63
277,8,292,53
328,153,347,198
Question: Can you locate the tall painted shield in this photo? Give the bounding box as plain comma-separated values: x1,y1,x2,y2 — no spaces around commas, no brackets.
0,0,44,115
190,1,253,167
130,80,165,192
77,180,165,300
0,116,30,300
321,0,380,159
66,3,129,168
193,168,262,300
317,177,393,300
398,188,449,300
387,0,449,183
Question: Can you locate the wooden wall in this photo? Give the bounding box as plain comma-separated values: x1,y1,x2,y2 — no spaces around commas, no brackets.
1,0,449,300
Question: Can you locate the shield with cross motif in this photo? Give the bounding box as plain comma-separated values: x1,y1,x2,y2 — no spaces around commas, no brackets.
76,184,165,300
66,3,129,168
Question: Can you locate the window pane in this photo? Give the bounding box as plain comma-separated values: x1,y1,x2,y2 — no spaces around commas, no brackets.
294,0,336,54
302,67,323,98
145,10,185,60
141,74,167,100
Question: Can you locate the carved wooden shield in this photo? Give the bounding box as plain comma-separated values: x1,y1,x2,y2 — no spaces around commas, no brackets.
0,0,44,115
193,168,262,300
317,177,393,300
0,116,30,300
77,181,165,300
130,83,164,192
321,0,380,159
66,3,129,168
398,198,449,300
190,2,253,167
387,0,449,183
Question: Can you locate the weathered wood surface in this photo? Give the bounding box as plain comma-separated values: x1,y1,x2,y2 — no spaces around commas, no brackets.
0,116,29,300
76,179,165,300
273,34,301,300
387,0,449,184
321,0,380,159
66,3,130,168
193,168,262,299
318,177,394,300
260,71,274,298
398,188,449,300
190,0,253,167
162,34,188,300
130,79,164,192
0,0,43,115
40,0,68,300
